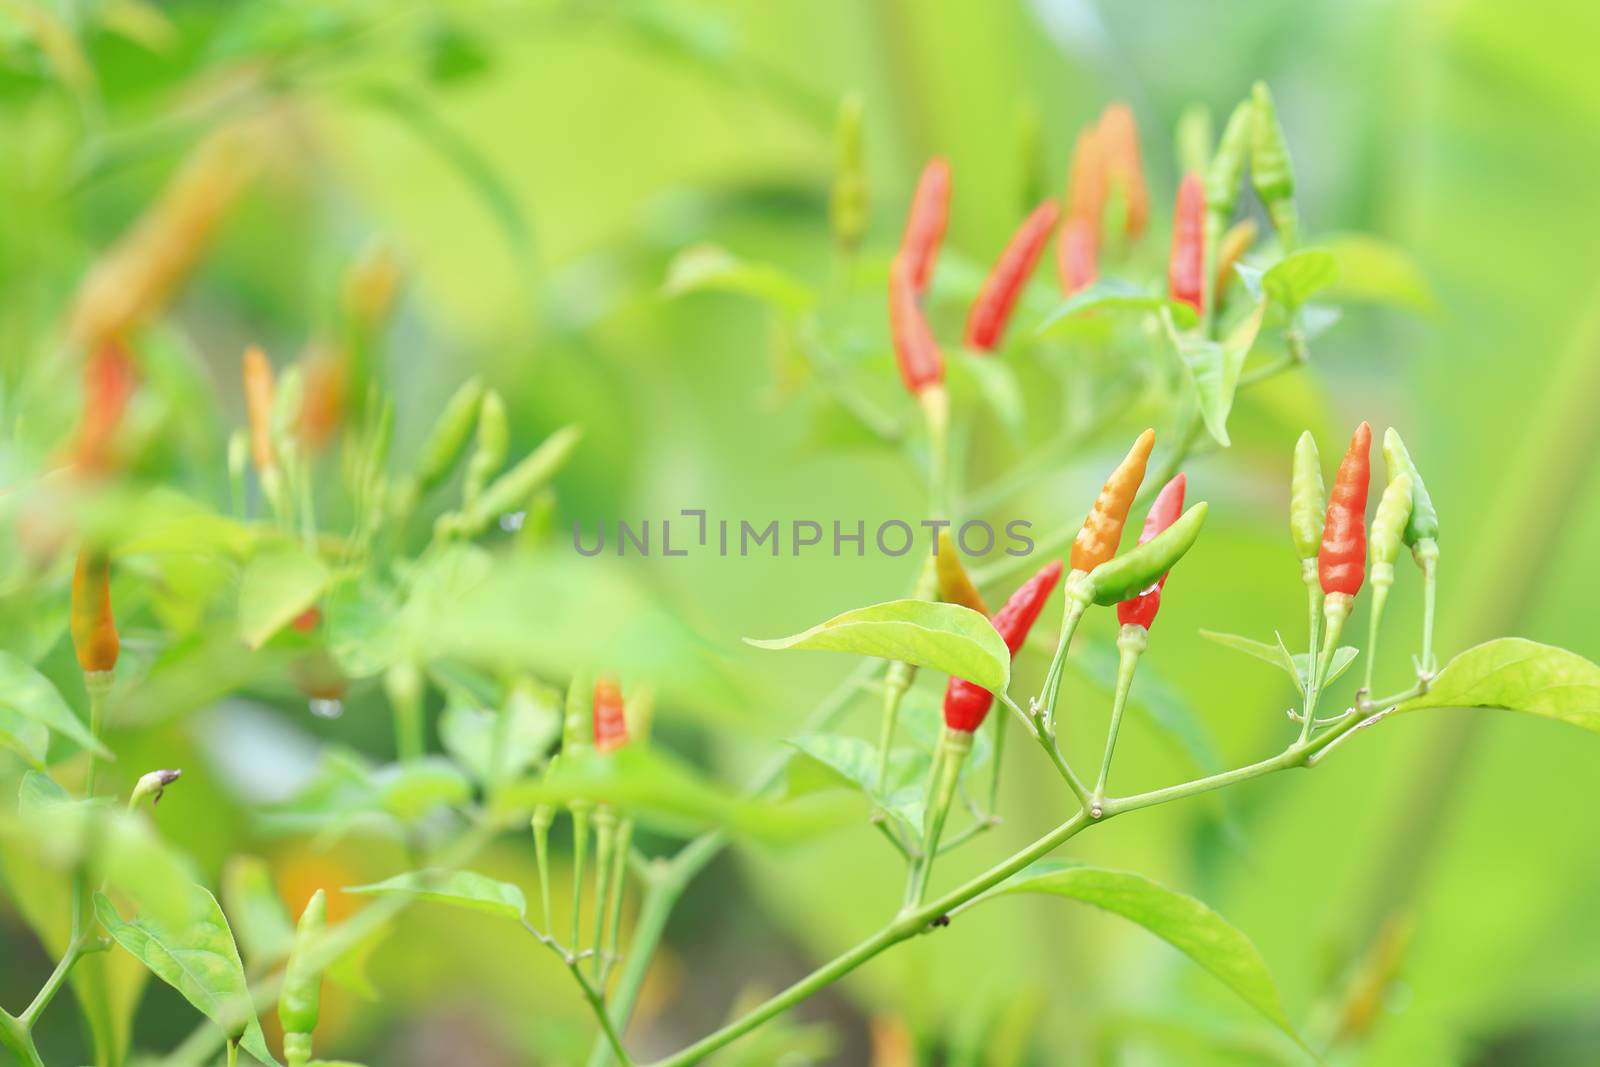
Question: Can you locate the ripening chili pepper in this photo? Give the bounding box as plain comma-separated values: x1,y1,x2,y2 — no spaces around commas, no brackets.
1381,428,1441,672
593,676,629,754
297,350,347,453
1290,431,1326,578
1249,82,1298,250
242,345,276,473
900,159,950,295
1070,429,1156,574
1364,472,1414,690
279,889,327,1067
1116,474,1187,630
1205,98,1255,232
1212,218,1258,301
71,551,119,675
1066,126,1107,235
1168,174,1205,314
291,607,321,633
71,342,137,476
1098,102,1149,240
1075,502,1209,608
1318,422,1372,600
830,93,868,254
942,560,1062,733
935,530,989,615
966,201,1061,351
1056,216,1098,296
415,377,486,493
888,255,944,394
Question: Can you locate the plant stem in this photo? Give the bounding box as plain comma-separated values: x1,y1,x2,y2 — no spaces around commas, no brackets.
591,811,617,982
0,1010,44,1067
570,806,591,950
83,671,112,797
1091,627,1144,815
21,935,95,1029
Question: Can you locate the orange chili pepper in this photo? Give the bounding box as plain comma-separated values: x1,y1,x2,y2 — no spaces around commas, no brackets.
71,551,119,674
1056,216,1098,296
1212,219,1258,300
1168,173,1205,314
1097,102,1148,240
1066,126,1107,233
243,345,276,472
1070,429,1156,573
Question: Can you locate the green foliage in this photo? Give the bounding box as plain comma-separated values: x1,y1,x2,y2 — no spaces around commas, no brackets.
346,870,526,921
1395,639,1600,731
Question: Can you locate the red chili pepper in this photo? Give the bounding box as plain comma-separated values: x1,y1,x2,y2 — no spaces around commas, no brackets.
1168,173,1205,314
966,201,1061,351
71,343,137,476
888,255,944,393
291,607,322,633
900,159,951,295
1056,216,1098,296
942,560,1063,733
1318,422,1372,597
593,676,629,754
1116,474,1187,630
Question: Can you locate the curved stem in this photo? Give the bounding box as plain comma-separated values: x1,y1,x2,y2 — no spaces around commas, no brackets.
1091,629,1144,814
0,1010,45,1067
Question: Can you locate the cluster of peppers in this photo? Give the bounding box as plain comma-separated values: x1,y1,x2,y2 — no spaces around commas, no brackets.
1292,422,1441,737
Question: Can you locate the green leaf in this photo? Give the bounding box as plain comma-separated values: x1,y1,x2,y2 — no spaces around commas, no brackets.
1166,300,1266,447
747,599,1010,692
1261,250,1338,311
439,685,561,787
664,243,815,316
785,733,930,833
0,651,111,757
495,746,854,841
237,545,330,650
221,856,295,970
372,758,473,820
949,349,1024,433
345,869,526,921
96,887,280,1066
983,863,1300,1041
1199,630,1358,694
1033,279,1199,339
1393,638,1600,732
1321,233,1436,314
0,700,49,768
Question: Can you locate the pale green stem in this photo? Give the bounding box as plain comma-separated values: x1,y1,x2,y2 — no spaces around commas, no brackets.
1038,594,1088,733
1091,627,1145,814
20,935,97,1028
591,811,617,982
1300,596,1349,744
0,1011,44,1067
903,730,970,910
83,671,112,797
532,809,555,932
1364,583,1392,693
1418,546,1439,674
601,820,633,988
570,805,591,950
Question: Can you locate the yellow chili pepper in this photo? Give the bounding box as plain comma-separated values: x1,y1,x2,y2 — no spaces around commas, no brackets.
934,530,989,615
71,551,119,675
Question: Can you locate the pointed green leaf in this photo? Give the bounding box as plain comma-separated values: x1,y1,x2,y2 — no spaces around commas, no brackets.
237,545,330,650
1034,279,1198,338
982,863,1300,1042
1200,630,1358,695
0,651,111,757
222,856,296,969
1393,638,1600,732
1166,301,1266,447
96,887,280,1066
664,243,815,316
747,599,1009,692
345,869,525,921
1322,233,1436,314
372,758,473,820
1261,250,1337,311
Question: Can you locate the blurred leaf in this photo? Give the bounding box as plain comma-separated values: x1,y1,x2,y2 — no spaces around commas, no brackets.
747,599,1009,691
0,651,111,757
1322,233,1435,314
1199,630,1359,694
664,243,815,316
0,700,50,768
1394,638,1600,732
786,733,930,833
237,545,330,650
950,350,1024,433
439,685,560,787
495,747,854,841
983,862,1300,1042
372,758,472,820
1034,279,1198,339
96,887,280,1066
1167,300,1267,447
345,869,525,921
221,856,295,970
1261,250,1338,311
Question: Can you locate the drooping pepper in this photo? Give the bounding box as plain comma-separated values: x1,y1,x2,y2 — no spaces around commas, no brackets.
942,560,1063,733
1168,173,1206,314
965,200,1061,351
71,343,137,476
1056,216,1098,296
888,255,944,394
1205,98,1255,234
935,530,989,615
1381,428,1441,671
463,388,508,507
1318,421,1372,602
1074,502,1209,608
900,159,951,295
1364,472,1414,690
279,889,327,1067
1115,474,1187,631
1065,126,1107,236
593,676,629,754
242,345,276,473
71,551,119,675
1290,431,1326,584
1249,82,1298,250
415,377,486,494
1212,218,1258,302
1097,102,1148,240
1070,428,1156,574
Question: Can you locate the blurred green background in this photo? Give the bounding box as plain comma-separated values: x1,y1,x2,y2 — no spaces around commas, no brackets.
5,1,1600,1065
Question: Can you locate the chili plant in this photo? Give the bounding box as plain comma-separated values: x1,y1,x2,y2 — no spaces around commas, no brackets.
1,69,1598,1067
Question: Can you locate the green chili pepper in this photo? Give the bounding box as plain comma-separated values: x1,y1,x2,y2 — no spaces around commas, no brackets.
1380,429,1438,546
829,93,868,254
460,424,582,536
1175,103,1213,177
1369,474,1414,580
415,376,486,493
1290,431,1326,576
1073,503,1209,607
463,388,508,507
1205,99,1255,228
278,889,326,1067
1249,82,1298,249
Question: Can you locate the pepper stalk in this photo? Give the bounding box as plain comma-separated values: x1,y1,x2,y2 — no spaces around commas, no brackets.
1091,623,1146,817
